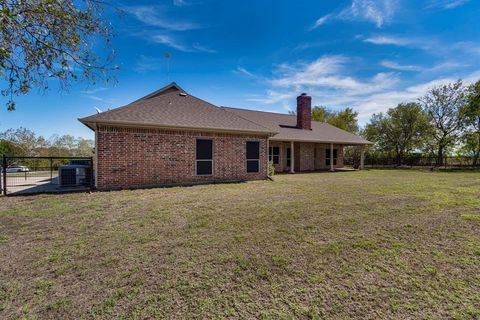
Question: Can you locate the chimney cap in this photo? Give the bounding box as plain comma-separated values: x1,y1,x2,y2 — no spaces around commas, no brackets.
300,93,308,96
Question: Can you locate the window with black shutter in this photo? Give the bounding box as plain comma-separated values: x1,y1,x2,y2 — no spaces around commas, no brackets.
268,146,280,165
325,149,338,166
196,139,213,175
286,147,291,167
246,141,260,173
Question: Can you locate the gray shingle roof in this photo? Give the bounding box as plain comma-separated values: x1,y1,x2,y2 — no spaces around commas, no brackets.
222,107,371,145
79,83,275,135
79,82,371,145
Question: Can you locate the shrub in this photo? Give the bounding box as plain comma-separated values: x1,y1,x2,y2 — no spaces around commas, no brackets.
268,160,275,177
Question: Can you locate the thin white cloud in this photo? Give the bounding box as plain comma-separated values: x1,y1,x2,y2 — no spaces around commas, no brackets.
173,0,202,6
127,5,200,31
173,0,187,6
269,55,399,94
426,0,470,9
133,55,164,73
381,60,423,71
363,35,480,58
152,35,191,51
191,43,217,53
311,14,333,29
247,90,297,105
363,35,412,46
150,34,215,53
80,87,108,94
312,0,397,29
235,67,256,78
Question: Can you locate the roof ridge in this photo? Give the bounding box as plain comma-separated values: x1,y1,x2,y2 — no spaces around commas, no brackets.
222,106,293,117
79,83,183,122
187,97,277,134
221,108,278,134
222,106,330,125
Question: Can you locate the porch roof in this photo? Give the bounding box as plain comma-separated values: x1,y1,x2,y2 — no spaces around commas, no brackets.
222,107,372,145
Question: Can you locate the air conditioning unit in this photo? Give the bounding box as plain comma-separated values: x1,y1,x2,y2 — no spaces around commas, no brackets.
59,165,88,187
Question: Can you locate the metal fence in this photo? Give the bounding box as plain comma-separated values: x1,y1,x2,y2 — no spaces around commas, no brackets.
344,154,479,169
1,156,94,196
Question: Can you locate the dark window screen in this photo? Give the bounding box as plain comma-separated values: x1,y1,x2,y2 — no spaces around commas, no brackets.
247,160,259,173
196,139,213,175
247,141,260,173
196,160,212,175
269,146,280,164
196,139,213,160
325,149,337,159
326,149,338,166
246,141,260,160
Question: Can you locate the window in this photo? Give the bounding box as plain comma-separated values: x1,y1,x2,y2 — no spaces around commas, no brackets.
325,149,337,166
196,139,213,175
269,146,280,165
246,141,260,173
286,148,291,167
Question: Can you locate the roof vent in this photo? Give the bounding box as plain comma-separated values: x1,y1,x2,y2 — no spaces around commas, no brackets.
179,92,187,97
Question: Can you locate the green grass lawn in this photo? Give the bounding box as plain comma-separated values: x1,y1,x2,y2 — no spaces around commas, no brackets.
1,170,479,319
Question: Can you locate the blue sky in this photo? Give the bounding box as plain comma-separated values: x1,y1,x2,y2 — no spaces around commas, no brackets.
1,0,480,139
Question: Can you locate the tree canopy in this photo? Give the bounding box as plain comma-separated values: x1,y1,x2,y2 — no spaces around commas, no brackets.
419,79,467,165
364,103,431,165
461,80,480,165
0,0,117,110
0,127,93,157
311,106,359,133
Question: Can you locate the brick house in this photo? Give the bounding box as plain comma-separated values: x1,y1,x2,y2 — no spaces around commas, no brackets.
79,83,370,189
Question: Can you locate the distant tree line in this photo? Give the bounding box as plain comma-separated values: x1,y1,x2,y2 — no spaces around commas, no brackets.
364,79,480,167
0,127,94,158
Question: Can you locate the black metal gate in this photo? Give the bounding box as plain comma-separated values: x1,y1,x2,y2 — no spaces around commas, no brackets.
1,156,94,195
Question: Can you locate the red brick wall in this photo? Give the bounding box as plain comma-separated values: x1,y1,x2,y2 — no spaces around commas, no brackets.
313,143,344,170
95,126,268,189
296,95,312,130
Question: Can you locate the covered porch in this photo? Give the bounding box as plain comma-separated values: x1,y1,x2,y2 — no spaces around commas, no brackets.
267,140,366,173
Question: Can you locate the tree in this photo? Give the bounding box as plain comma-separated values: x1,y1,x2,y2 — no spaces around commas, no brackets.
76,139,94,157
0,127,39,155
364,103,431,166
0,0,117,111
419,80,467,166
462,80,480,166
311,106,359,133
0,139,18,157
311,106,332,122
329,108,359,133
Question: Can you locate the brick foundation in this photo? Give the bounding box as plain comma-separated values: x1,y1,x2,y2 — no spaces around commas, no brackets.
95,126,268,189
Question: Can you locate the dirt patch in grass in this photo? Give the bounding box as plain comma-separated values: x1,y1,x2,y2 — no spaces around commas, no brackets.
1,170,479,319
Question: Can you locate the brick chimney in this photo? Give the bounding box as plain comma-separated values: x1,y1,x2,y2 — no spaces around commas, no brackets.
296,93,312,130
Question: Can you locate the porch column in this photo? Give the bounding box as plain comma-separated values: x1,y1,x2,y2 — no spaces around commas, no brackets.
360,146,365,170
290,141,295,173
330,143,334,172
266,138,270,176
